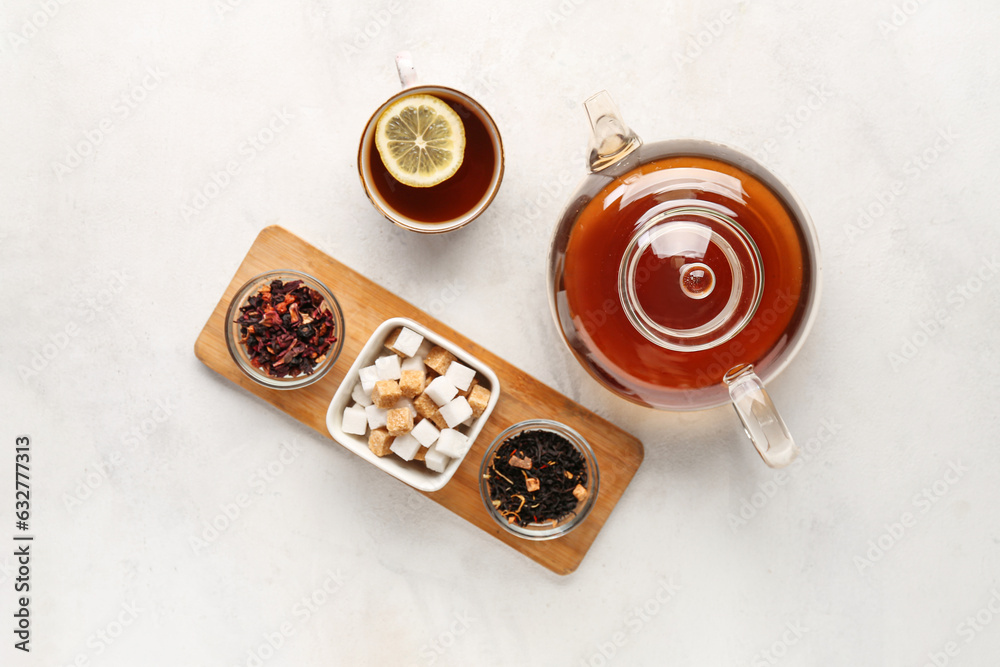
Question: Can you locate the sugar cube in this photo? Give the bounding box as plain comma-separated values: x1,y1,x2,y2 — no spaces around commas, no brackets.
429,410,448,430
468,384,491,418
351,382,374,407
413,393,438,420
368,428,394,457
396,396,417,418
415,446,428,461
439,396,473,428
435,428,470,458
386,407,414,437
424,445,449,473
411,418,440,447
359,365,379,393
372,379,402,408
401,356,425,372
375,354,401,381
383,328,404,355
456,377,478,398
424,346,456,375
399,369,425,398
414,393,448,429
445,361,476,391
389,327,424,357
390,433,421,461
365,404,388,429
416,339,434,358
342,406,368,435
425,376,458,406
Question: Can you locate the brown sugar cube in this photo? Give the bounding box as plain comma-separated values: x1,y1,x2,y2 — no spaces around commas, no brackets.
372,380,402,409
368,428,394,457
467,384,491,418
414,393,450,430
429,411,448,430
414,446,429,461
386,407,414,437
413,393,438,420
383,327,406,357
399,369,425,398
424,346,455,375
456,377,478,398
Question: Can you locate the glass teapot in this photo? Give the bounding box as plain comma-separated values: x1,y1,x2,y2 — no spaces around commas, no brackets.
547,92,822,468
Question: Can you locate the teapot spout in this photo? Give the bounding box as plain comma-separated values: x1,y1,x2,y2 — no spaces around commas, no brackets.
585,91,642,172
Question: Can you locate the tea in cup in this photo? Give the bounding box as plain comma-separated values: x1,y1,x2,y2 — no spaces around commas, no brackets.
357,52,504,233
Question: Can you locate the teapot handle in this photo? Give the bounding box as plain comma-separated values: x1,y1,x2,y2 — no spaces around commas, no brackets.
584,91,642,172
724,364,799,468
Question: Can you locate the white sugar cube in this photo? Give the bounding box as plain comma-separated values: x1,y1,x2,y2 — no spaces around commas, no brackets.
392,327,424,357
397,396,417,419
351,382,373,407
439,396,473,428
342,406,368,435
445,361,476,391
425,376,458,406
411,419,440,447
416,339,434,358
461,415,474,427
435,428,470,458
401,356,425,372
375,354,401,380
364,405,387,430
424,445,449,473
390,433,421,461
359,365,379,393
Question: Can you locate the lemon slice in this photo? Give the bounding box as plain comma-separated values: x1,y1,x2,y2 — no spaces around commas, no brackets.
375,94,465,188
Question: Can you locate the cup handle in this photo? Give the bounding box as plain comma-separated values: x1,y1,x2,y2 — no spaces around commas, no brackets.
396,51,417,88
724,364,799,468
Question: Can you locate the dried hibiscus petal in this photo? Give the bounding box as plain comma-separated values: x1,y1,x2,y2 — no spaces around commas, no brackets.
235,278,337,378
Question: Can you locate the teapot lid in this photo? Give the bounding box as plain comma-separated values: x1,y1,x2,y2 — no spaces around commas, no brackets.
619,206,763,352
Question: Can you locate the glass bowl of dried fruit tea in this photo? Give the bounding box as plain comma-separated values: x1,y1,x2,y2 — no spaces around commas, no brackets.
479,419,600,540
225,270,345,389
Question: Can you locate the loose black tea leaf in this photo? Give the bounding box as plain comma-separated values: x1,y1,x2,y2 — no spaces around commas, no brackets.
486,429,588,527
235,279,336,378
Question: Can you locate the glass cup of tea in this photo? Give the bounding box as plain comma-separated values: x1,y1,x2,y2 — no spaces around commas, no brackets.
357,52,505,233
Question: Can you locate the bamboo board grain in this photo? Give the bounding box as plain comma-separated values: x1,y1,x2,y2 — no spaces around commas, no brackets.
194,225,644,575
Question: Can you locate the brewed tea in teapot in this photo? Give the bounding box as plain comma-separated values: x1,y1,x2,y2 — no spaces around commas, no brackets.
548,92,822,467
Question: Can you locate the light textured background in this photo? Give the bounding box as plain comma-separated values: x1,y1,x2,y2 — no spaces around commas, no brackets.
2,0,999,665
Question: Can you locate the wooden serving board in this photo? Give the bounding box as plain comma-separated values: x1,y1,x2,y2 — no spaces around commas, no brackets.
194,225,644,575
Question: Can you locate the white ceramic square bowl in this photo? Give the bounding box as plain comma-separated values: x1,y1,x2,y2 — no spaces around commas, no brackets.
326,317,500,492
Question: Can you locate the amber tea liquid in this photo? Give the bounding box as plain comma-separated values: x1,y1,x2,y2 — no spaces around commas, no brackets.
367,91,498,224
561,154,815,408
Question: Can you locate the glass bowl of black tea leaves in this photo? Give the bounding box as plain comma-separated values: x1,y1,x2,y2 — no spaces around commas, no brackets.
479,419,599,540
225,270,345,390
